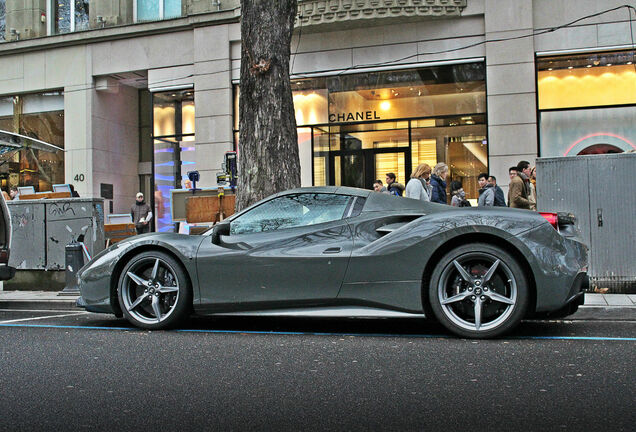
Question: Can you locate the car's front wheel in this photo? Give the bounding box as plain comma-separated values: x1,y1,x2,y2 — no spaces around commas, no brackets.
428,243,528,338
117,251,192,329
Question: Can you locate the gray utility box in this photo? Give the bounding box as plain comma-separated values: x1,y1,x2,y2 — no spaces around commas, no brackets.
536,153,636,293
7,198,105,270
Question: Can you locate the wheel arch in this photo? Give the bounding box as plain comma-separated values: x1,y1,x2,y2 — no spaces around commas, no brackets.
420,233,537,319
109,245,194,317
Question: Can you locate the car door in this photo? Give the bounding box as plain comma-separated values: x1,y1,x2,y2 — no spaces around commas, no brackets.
196,193,355,311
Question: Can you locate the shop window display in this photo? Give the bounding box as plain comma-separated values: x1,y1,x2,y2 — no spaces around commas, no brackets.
152,90,195,232
537,50,636,157
0,93,64,194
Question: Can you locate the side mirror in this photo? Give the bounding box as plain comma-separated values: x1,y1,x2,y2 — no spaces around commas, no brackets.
211,221,231,244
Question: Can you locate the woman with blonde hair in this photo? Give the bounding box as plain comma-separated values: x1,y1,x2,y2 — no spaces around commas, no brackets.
405,163,432,201
430,162,449,204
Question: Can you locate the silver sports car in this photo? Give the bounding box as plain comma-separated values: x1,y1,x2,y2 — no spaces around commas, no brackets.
77,186,588,338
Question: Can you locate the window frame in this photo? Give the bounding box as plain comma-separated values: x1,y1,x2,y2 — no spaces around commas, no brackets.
229,193,354,236
134,0,181,23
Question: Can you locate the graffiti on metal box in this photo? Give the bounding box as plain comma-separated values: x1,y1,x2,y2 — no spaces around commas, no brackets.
49,202,76,217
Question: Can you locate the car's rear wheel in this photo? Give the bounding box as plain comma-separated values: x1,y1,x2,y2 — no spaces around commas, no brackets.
428,243,528,338
118,251,191,329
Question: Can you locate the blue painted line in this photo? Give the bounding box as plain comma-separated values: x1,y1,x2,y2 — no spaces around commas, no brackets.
514,335,636,341
0,323,634,341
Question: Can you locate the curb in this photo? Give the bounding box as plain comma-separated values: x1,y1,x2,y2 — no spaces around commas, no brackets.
0,300,80,311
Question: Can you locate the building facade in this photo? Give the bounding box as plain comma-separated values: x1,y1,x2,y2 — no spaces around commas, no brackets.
0,0,634,230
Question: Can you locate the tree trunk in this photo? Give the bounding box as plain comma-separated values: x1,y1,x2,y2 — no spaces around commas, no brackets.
237,0,300,211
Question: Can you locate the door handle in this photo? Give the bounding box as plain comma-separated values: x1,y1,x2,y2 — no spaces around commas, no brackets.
323,247,342,254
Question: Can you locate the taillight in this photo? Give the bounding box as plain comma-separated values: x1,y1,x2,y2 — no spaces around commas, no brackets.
0,249,7,264
540,212,559,230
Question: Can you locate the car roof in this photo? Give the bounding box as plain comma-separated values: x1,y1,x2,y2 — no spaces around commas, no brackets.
276,186,430,212
275,186,371,198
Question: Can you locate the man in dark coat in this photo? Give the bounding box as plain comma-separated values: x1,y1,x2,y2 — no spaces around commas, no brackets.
488,175,507,207
385,173,405,196
131,192,153,234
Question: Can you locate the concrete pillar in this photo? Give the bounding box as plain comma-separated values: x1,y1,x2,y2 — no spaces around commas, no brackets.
192,24,234,188
484,0,537,194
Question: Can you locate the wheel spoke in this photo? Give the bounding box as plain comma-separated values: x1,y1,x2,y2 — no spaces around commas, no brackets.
127,271,147,287
157,285,178,294
453,260,473,283
473,297,483,331
487,291,515,305
441,291,471,305
151,295,162,322
482,259,500,283
150,259,160,281
128,293,149,311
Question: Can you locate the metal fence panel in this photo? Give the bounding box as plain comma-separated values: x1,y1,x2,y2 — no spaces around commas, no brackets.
537,153,636,293
587,154,636,291
7,201,46,269
7,198,105,271
536,156,591,248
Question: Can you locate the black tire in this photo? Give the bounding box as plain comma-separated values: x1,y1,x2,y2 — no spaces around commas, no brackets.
117,251,192,329
428,243,528,338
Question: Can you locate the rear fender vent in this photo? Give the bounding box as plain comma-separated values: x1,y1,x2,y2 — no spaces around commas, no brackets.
375,215,423,237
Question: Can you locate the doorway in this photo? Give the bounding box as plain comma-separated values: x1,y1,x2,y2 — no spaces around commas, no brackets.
329,148,410,189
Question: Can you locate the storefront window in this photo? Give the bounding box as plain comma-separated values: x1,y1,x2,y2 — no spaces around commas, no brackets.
292,63,487,200
152,89,195,232
0,92,65,193
537,50,636,157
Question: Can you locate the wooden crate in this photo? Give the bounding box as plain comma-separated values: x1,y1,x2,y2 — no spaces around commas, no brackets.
185,195,236,224
104,223,137,247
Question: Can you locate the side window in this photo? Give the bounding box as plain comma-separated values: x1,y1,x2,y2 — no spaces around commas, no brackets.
230,193,351,235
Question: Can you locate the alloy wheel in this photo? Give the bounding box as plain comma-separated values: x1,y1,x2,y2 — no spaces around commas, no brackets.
120,256,180,325
437,251,518,332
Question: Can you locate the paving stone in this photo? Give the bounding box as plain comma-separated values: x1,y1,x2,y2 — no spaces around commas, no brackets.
584,294,608,305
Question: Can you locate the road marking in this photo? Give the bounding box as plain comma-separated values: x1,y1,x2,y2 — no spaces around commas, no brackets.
0,322,634,341
0,309,81,313
0,312,88,324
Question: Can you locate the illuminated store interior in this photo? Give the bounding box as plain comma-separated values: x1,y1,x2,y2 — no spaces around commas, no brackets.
537,50,636,157
0,92,65,193
152,89,195,232
291,63,488,201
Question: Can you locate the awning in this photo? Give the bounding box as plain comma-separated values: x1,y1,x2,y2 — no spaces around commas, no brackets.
0,129,64,157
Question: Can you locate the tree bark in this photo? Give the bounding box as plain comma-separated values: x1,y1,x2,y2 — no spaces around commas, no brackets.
237,0,300,211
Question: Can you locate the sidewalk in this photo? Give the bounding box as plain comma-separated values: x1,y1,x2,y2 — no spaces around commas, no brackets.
0,290,634,313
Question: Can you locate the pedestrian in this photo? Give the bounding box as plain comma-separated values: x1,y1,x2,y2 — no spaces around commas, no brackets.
373,179,387,193
405,163,432,202
487,175,507,207
477,173,495,207
69,184,80,197
9,186,19,200
508,166,517,182
508,161,532,209
385,172,405,196
528,166,537,211
429,162,449,204
450,180,470,207
131,192,153,234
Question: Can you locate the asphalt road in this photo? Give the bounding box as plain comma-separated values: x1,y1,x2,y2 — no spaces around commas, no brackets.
0,310,634,431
